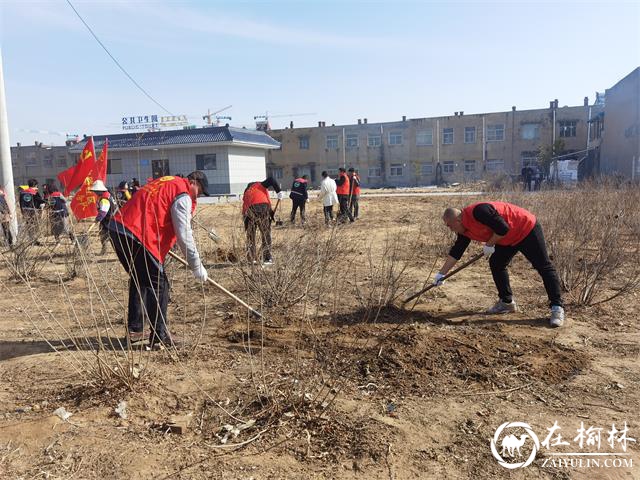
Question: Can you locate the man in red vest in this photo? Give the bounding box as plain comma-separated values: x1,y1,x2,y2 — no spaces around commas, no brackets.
242,177,283,265
348,167,361,220
434,201,564,327
335,167,354,223
108,171,210,348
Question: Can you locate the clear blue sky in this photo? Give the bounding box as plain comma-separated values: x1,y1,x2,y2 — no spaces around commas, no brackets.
1,0,638,146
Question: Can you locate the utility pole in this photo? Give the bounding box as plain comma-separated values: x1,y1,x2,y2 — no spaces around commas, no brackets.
0,47,18,241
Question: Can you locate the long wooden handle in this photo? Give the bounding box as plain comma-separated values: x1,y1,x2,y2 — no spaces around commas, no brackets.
403,253,484,305
167,250,263,319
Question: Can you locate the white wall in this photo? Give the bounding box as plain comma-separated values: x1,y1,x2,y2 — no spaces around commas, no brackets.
227,146,267,194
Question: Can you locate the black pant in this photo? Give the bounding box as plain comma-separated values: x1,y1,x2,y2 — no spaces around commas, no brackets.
109,229,170,344
1,222,12,246
244,204,272,262
489,222,563,307
290,198,306,224
338,195,354,222
323,205,334,224
349,195,359,219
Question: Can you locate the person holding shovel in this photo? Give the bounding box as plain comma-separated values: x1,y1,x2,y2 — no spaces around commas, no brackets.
435,202,564,327
90,180,117,255
242,177,283,266
108,172,210,348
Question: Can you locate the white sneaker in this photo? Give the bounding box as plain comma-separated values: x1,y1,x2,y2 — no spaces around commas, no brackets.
486,300,517,314
262,259,274,266
550,306,565,328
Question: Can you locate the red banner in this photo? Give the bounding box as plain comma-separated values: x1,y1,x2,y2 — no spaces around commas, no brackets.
70,140,109,220
61,137,96,196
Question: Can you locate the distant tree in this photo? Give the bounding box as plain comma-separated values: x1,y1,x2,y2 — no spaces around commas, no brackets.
537,139,565,178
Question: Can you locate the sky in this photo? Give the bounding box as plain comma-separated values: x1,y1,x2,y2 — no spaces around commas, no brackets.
1,0,639,146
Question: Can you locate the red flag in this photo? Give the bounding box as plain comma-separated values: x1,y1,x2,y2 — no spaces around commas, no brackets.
57,165,76,191
62,137,96,195
70,176,98,220
70,140,109,220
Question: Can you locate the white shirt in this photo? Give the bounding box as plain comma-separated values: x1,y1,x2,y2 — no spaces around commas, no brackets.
319,177,339,207
170,194,203,272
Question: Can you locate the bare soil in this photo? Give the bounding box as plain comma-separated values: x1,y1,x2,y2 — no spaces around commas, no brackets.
0,193,638,479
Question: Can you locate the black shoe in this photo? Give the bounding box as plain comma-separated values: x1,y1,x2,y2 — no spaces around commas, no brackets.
149,334,183,350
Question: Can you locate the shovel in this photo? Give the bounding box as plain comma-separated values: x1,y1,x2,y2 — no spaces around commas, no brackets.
402,253,484,306
76,222,98,249
168,250,263,319
192,218,220,243
271,199,284,226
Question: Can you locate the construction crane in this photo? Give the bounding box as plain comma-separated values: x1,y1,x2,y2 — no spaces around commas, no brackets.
253,112,316,131
203,105,232,126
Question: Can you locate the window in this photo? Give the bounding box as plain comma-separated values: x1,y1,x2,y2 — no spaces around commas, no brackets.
442,128,454,145
25,153,37,166
326,168,339,177
486,159,505,172
521,151,539,168
443,161,455,173
464,160,476,172
464,127,476,144
521,123,540,140
151,159,170,178
269,167,283,180
416,129,433,146
56,156,67,167
326,135,338,149
389,131,403,145
486,124,505,142
196,153,217,170
390,164,403,176
368,134,382,147
368,167,381,177
43,155,53,167
559,120,577,138
299,136,310,149
346,134,359,148
107,158,123,175
421,163,434,175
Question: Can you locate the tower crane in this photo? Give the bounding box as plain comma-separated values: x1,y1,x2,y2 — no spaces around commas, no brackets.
203,105,232,126
253,112,316,131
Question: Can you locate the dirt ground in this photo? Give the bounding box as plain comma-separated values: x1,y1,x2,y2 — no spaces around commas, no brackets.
0,192,638,479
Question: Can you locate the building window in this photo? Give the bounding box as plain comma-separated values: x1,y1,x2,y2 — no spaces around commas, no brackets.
368,134,382,147
368,167,381,177
443,161,455,173
486,124,505,142
346,134,359,148
56,156,67,167
421,163,434,175
464,160,476,172
389,131,403,145
464,127,476,144
442,128,454,145
43,155,53,167
152,159,170,178
559,120,577,138
269,167,283,180
390,164,403,176
521,123,540,140
25,154,37,166
326,168,339,177
326,135,338,149
416,129,433,146
486,159,505,172
521,151,538,168
107,158,123,175
196,153,217,170
299,136,310,149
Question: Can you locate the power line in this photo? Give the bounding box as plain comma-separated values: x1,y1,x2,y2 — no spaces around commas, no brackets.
65,0,173,116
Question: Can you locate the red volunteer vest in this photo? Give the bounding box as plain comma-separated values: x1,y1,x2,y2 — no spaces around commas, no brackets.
351,175,361,196
242,182,271,215
461,202,536,246
112,176,195,263
336,173,350,195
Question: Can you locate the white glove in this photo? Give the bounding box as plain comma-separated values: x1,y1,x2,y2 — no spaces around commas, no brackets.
306,198,310,203
433,272,446,286
483,244,495,258
277,191,285,200
193,264,208,283
39,203,46,209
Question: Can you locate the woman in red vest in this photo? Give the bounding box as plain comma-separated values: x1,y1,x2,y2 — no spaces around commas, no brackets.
434,202,564,327
348,167,361,220
108,171,210,348
242,177,283,265
335,167,354,223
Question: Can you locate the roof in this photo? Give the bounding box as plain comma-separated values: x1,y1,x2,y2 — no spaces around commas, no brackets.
69,126,280,152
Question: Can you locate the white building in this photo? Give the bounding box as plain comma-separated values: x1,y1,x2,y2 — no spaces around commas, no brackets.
68,126,280,195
